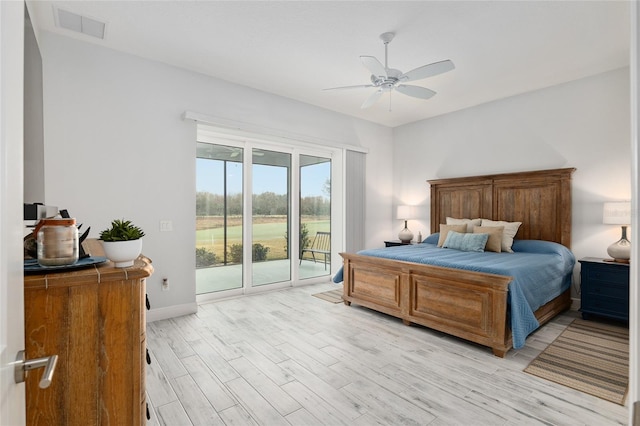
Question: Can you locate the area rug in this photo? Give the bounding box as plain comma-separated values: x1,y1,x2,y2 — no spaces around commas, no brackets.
312,289,343,303
524,318,629,405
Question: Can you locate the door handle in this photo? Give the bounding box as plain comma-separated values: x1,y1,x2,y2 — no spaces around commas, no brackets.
14,350,59,389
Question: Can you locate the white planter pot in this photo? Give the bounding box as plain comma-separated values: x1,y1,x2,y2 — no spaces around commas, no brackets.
102,239,143,268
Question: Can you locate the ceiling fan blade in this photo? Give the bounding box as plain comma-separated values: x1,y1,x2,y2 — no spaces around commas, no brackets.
396,85,436,100
400,59,455,82
361,90,383,109
360,56,387,78
323,84,374,91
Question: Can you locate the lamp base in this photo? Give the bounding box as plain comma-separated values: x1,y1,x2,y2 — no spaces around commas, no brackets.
398,221,414,244
606,226,631,263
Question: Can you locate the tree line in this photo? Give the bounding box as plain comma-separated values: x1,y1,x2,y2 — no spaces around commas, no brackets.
196,191,330,216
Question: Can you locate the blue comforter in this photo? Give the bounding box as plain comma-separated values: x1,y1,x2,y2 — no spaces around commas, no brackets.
333,236,575,349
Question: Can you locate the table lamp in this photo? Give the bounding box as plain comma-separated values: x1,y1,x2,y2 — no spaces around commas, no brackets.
603,202,631,263
397,205,416,243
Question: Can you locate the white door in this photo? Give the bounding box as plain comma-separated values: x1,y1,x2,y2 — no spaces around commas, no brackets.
0,1,26,424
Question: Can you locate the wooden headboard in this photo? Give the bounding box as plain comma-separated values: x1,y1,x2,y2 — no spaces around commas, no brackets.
428,168,575,248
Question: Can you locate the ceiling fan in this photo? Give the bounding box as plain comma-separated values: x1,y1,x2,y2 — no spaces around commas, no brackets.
324,32,454,109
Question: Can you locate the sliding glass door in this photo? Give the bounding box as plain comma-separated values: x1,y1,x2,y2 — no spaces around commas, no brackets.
196,139,332,297
195,143,243,294
299,154,331,280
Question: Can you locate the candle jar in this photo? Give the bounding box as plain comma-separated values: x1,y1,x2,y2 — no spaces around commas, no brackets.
36,218,79,267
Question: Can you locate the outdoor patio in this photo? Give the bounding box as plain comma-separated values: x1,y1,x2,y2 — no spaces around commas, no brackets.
196,258,332,294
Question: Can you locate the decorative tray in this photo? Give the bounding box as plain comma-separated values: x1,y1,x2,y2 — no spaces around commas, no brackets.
24,256,107,274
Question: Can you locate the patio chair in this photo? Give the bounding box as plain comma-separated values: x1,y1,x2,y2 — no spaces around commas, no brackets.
300,231,330,270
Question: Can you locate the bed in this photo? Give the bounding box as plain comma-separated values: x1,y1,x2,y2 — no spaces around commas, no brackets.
338,168,576,357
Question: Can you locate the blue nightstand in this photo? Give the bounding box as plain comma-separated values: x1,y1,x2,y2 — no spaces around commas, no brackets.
579,257,629,322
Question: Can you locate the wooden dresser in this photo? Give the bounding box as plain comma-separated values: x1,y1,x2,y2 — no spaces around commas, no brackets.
23,255,153,425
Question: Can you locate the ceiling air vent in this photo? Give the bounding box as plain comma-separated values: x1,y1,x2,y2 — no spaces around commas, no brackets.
55,8,106,40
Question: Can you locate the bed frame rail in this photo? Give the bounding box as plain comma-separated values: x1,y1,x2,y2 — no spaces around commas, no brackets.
341,253,514,357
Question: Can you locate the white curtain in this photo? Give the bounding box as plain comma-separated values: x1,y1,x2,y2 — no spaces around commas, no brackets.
345,150,366,253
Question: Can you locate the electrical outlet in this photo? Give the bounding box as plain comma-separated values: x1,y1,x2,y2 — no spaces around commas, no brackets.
162,278,169,291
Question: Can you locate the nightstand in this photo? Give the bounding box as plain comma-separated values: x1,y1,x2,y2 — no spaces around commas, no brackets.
384,240,413,247
579,257,629,322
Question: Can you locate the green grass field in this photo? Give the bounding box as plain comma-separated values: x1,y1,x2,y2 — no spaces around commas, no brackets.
196,216,329,262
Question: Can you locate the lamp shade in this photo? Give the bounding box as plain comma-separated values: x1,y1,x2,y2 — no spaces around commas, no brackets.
396,205,416,220
603,202,631,225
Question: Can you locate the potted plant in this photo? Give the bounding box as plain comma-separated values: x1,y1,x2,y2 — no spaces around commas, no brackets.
99,219,145,267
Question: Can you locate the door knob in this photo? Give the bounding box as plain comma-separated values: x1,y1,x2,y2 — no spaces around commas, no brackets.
14,350,59,389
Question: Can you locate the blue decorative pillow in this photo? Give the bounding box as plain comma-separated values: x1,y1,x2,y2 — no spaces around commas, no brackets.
442,230,489,252
424,233,439,244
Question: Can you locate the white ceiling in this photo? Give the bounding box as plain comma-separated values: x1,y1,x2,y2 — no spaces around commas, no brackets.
27,1,630,128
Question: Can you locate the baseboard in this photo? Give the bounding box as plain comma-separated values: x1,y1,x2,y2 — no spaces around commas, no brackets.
570,297,581,311
146,302,197,323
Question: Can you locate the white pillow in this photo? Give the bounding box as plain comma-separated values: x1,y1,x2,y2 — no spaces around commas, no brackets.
480,219,522,253
446,217,482,233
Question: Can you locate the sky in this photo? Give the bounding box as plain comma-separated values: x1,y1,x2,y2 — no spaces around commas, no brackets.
196,158,330,198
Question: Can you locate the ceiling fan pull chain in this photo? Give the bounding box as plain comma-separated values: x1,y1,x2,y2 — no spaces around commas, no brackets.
389,91,392,112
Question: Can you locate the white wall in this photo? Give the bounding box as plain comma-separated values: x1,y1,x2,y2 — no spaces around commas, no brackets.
37,29,630,316
393,68,631,297
39,32,393,317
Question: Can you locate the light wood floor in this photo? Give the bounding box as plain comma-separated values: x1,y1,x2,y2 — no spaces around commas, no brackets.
146,282,628,425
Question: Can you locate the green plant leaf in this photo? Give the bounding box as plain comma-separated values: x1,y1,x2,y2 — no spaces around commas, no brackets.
99,218,145,242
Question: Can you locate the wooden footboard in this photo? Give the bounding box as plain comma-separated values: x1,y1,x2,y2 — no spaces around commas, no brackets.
340,252,571,357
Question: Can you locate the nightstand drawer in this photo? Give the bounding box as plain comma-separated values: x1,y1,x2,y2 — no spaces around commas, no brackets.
582,296,628,319
585,268,628,285
583,280,628,299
